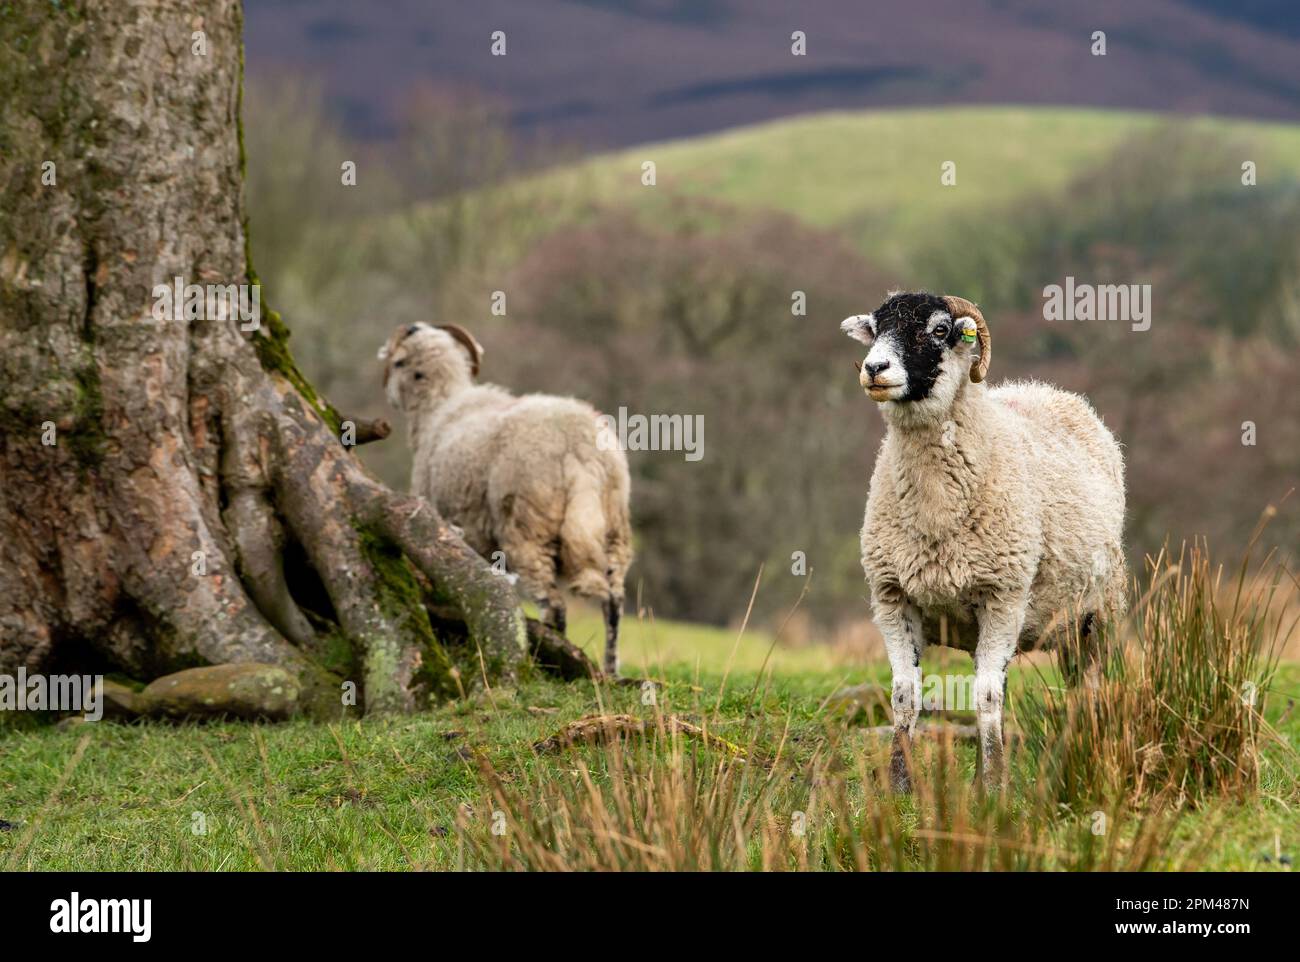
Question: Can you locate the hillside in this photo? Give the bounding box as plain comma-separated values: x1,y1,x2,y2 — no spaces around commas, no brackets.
518,106,1300,267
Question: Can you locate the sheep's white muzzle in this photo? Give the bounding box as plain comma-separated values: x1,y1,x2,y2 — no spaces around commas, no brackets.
863,379,905,402
859,334,906,401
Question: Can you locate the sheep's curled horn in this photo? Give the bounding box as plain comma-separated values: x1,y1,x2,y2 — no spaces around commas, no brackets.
437,323,484,377
944,295,991,383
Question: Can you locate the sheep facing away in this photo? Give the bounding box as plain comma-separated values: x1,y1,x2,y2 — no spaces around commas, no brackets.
379,323,632,676
842,292,1127,791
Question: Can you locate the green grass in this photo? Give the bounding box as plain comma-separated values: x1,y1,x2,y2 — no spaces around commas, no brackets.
564,605,869,679
506,106,1300,268
2,607,1296,870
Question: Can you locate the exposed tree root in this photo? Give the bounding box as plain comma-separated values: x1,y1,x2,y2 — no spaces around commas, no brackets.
222,377,527,714
223,489,317,651
526,620,603,681
364,487,527,682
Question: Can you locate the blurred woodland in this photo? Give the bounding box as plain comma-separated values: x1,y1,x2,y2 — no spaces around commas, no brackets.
244,81,1300,634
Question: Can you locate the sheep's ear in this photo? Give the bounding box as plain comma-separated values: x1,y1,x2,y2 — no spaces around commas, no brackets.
840,314,875,345
437,324,484,377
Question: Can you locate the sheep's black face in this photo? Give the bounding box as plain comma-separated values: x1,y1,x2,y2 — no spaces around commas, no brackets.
841,292,973,406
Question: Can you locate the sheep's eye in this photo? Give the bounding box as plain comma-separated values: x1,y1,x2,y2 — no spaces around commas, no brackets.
932,324,950,340
413,371,425,381
394,359,406,369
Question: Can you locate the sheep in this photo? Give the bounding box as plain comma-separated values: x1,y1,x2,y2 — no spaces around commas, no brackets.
841,292,1126,791
379,323,633,676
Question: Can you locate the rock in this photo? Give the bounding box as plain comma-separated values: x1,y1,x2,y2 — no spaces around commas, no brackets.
141,664,300,720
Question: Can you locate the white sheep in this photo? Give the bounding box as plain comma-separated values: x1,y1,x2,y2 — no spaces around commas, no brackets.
379,323,633,676
841,292,1126,790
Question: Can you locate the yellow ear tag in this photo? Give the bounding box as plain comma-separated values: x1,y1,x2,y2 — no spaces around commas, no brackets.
959,320,978,343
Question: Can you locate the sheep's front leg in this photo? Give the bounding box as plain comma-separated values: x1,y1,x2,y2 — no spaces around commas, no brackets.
973,589,1027,791
873,586,925,793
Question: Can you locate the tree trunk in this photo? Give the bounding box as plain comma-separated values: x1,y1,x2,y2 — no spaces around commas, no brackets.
0,0,531,716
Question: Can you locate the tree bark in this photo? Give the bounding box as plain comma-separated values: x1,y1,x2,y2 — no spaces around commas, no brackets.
0,0,527,715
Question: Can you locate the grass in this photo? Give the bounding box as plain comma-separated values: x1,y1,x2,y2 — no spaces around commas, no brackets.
2,548,1297,871
1022,542,1292,808
563,606,870,679
507,106,1300,269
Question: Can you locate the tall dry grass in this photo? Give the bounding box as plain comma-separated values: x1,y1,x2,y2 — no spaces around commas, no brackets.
1020,534,1296,808
459,716,1195,871
460,527,1296,871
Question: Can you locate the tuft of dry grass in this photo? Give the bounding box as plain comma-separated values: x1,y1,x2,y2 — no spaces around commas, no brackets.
1019,536,1297,808
459,720,1199,871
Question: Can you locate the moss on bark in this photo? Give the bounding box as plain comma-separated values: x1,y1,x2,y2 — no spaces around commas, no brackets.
67,358,105,468
354,525,458,701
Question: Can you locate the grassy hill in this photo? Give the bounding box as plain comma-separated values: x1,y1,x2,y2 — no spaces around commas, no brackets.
520,106,1300,267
